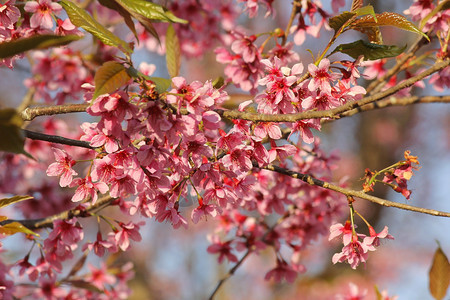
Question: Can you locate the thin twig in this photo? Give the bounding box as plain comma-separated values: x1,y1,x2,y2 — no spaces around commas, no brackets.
262,164,450,217
217,59,450,123
21,103,89,121
0,196,115,229
23,129,94,149
208,250,252,300
366,36,429,94
324,95,450,122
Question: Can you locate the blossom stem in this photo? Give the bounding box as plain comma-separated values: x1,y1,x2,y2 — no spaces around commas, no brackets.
260,163,450,218
208,250,252,300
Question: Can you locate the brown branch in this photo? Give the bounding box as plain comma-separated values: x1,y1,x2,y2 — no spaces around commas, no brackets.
208,250,252,300
23,129,94,149
366,36,429,95
262,164,450,217
217,59,450,123
325,95,450,121
21,103,89,121
0,195,115,229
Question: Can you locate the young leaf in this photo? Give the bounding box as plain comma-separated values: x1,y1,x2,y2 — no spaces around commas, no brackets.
0,195,33,209
60,0,133,55
0,34,82,59
114,0,187,24
350,0,363,12
165,23,181,78
353,5,377,20
330,40,406,60
329,11,356,33
0,221,39,236
351,12,429,41
429,246,450,300
0,108,32,158
93,61,132,100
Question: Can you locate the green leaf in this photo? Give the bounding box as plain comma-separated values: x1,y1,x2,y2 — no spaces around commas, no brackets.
329,11,356,32
351,12,429,41
60,0,133,55
148,77,172,94
0,195,33,209
0,221,39,236
429,246,450,300
354,5,376,20
98,0,139,42
0,108,32,158
0,34,82,59
165,24,181,78
93,61,132,100
212,77,225,89
330,40,406,60
114,0,187,24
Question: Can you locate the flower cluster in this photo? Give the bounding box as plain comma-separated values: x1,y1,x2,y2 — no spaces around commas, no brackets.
329,221,394,269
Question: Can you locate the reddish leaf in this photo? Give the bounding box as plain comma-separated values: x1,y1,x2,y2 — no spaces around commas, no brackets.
351,12,429,41
350,0,363,12
429,246,450,300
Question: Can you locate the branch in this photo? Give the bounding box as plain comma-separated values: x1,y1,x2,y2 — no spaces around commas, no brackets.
217,59,450,122
326,95,450,121
366,36,429,94
262,164,450,217
23,129,94,149
208,250,252,300
0,195,115,229
21,103,89,121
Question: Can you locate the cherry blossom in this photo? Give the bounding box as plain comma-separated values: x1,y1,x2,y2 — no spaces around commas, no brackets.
24,0,62,29
46,148,77,187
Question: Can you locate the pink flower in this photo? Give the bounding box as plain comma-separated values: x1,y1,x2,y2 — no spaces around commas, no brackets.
69,176,109,204
328,221,354,245
86,263,116,290
231,33,259,63
308,58,341,94
221,144,254,174
207,235,238,263
24,0,62,29
48,218,84,247
46,148,78,187
336,282,368,300
83,232,114,257
332,235,373,269
191,197,220,224
264,260,297,283
114,221,144,251
361,59,387,80
364,226,394,247
253,122,282,140
0,0,20,29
